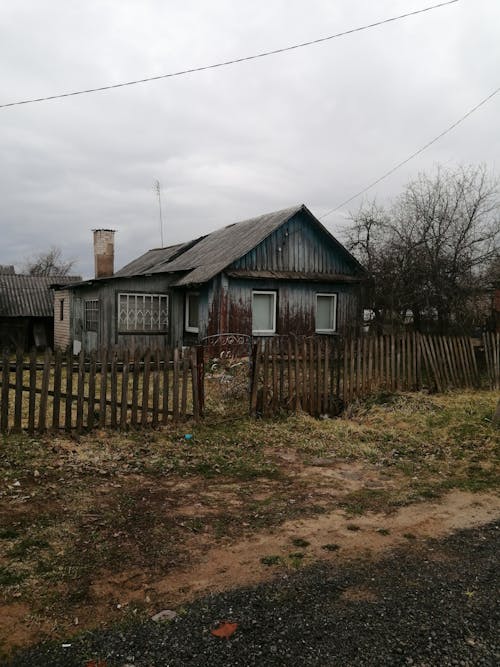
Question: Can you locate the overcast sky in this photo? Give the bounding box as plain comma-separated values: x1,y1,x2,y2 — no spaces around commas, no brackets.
1,0,499,278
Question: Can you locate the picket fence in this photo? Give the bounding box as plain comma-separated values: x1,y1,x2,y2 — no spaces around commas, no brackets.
250,332,500,417
0,346,203,434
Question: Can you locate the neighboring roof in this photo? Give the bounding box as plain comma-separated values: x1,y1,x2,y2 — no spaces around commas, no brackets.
0,265,15,275
0,274,81,317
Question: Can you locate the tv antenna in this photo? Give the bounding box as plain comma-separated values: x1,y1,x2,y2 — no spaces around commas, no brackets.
153,179,165,247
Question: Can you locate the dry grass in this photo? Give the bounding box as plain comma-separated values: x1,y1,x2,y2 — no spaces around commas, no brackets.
0,389,498,654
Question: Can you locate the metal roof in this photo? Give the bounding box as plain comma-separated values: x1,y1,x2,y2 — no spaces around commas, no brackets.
114,240,196,278
64,203,366,289
0,265,15,275
115,205,304,284
0,274,81,317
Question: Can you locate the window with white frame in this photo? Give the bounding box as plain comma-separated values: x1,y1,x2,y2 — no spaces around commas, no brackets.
85,299,99,331
185,293,199,333
252,291,277,334
118,293,168,332
315,293,337,333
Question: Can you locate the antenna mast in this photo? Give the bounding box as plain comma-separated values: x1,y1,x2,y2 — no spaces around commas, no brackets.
154,179,165,247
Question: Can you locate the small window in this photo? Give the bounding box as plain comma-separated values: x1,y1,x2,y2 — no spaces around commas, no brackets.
85,299,99,332
118,293,168,332
59,298,64,321
315,293,337,333
185,293,199,333
252,291,276,335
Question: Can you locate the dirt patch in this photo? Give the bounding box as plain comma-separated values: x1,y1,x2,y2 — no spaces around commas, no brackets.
5,488,491,653
0,390,498,655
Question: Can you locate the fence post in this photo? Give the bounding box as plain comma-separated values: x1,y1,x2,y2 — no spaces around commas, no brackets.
13,349,24,432
0,350,9,434
197,345,206,418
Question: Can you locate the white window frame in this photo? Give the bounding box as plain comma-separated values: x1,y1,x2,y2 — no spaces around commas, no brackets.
185,292,200,334
315,293,337,333
252,290,277,335
118,293,169,333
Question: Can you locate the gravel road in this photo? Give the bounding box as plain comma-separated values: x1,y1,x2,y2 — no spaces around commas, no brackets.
8,521,499,666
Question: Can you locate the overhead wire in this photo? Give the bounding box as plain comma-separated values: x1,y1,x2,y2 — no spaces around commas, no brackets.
320,83,500,219
0,0,459,110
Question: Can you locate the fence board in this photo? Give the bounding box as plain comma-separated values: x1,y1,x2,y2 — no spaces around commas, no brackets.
52,349,62,430
13,349,24,432
1,350,9,433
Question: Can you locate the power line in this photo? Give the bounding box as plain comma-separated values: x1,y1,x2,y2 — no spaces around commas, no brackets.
320,83,500,219
0,0,459,110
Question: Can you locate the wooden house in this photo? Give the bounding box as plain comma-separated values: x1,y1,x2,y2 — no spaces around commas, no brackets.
54,205,367,352
0,266,80,351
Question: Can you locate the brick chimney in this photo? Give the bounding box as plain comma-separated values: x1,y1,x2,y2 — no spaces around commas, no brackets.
93,229,115,278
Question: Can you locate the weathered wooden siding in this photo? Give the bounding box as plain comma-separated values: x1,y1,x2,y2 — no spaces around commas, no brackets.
70,276,176,352
206,277,360,337
54,290,72,350
229,210,357,275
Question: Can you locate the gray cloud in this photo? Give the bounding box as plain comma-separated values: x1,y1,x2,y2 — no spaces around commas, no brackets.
1,0,499,277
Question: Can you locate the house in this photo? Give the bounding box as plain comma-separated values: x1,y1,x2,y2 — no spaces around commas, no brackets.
54,205,367,352
0,267,80,351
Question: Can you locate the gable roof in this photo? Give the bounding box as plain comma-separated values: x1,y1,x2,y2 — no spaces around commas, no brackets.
115,204,366,287
0,274,81,317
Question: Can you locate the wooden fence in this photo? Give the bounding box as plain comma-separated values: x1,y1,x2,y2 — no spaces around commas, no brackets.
250,333,500,417
0,347,203,434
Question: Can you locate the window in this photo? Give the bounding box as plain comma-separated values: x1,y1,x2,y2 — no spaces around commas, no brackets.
118,293,168,332
185,293,199,333
315,293,337,333
252,291,276,334
59,298,64,321
85,300,99,332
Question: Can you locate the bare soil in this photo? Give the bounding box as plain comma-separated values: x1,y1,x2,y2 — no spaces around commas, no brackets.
0,390,498,656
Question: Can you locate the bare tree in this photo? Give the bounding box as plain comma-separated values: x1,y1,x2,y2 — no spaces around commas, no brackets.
22,246,76,277
344,165,500,333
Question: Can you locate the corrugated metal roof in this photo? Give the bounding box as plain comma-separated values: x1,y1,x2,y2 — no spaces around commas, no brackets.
115,205,303,284
0,265,15,275
114,241,193,278
0,274,81,317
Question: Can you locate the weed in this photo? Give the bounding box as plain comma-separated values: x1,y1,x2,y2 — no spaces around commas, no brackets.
260,555,282,566
0,566,26,586
9,537,50,559
0,528,19,540
346,524,361,532
291,538,310,548
403,533,417,540
376,528,390,536
321,543,340,551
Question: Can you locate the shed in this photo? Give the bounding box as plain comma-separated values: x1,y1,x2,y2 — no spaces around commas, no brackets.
0,271,80,350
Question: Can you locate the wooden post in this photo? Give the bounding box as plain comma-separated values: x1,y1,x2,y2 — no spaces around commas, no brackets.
151,349,160,427
99,347,108,428
0,350,9,434
172,347,180,422
180,350,189,419
28,348,37,434
190,347,200,421
196,346,204,417
38,348,52,433
87,350,97,429
141,349,151,426
75,349,85,433
131,348,140,426
161,348,170,424
249,342,260,416
120,348,130,429
13,349,24,432
52,349,62,431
